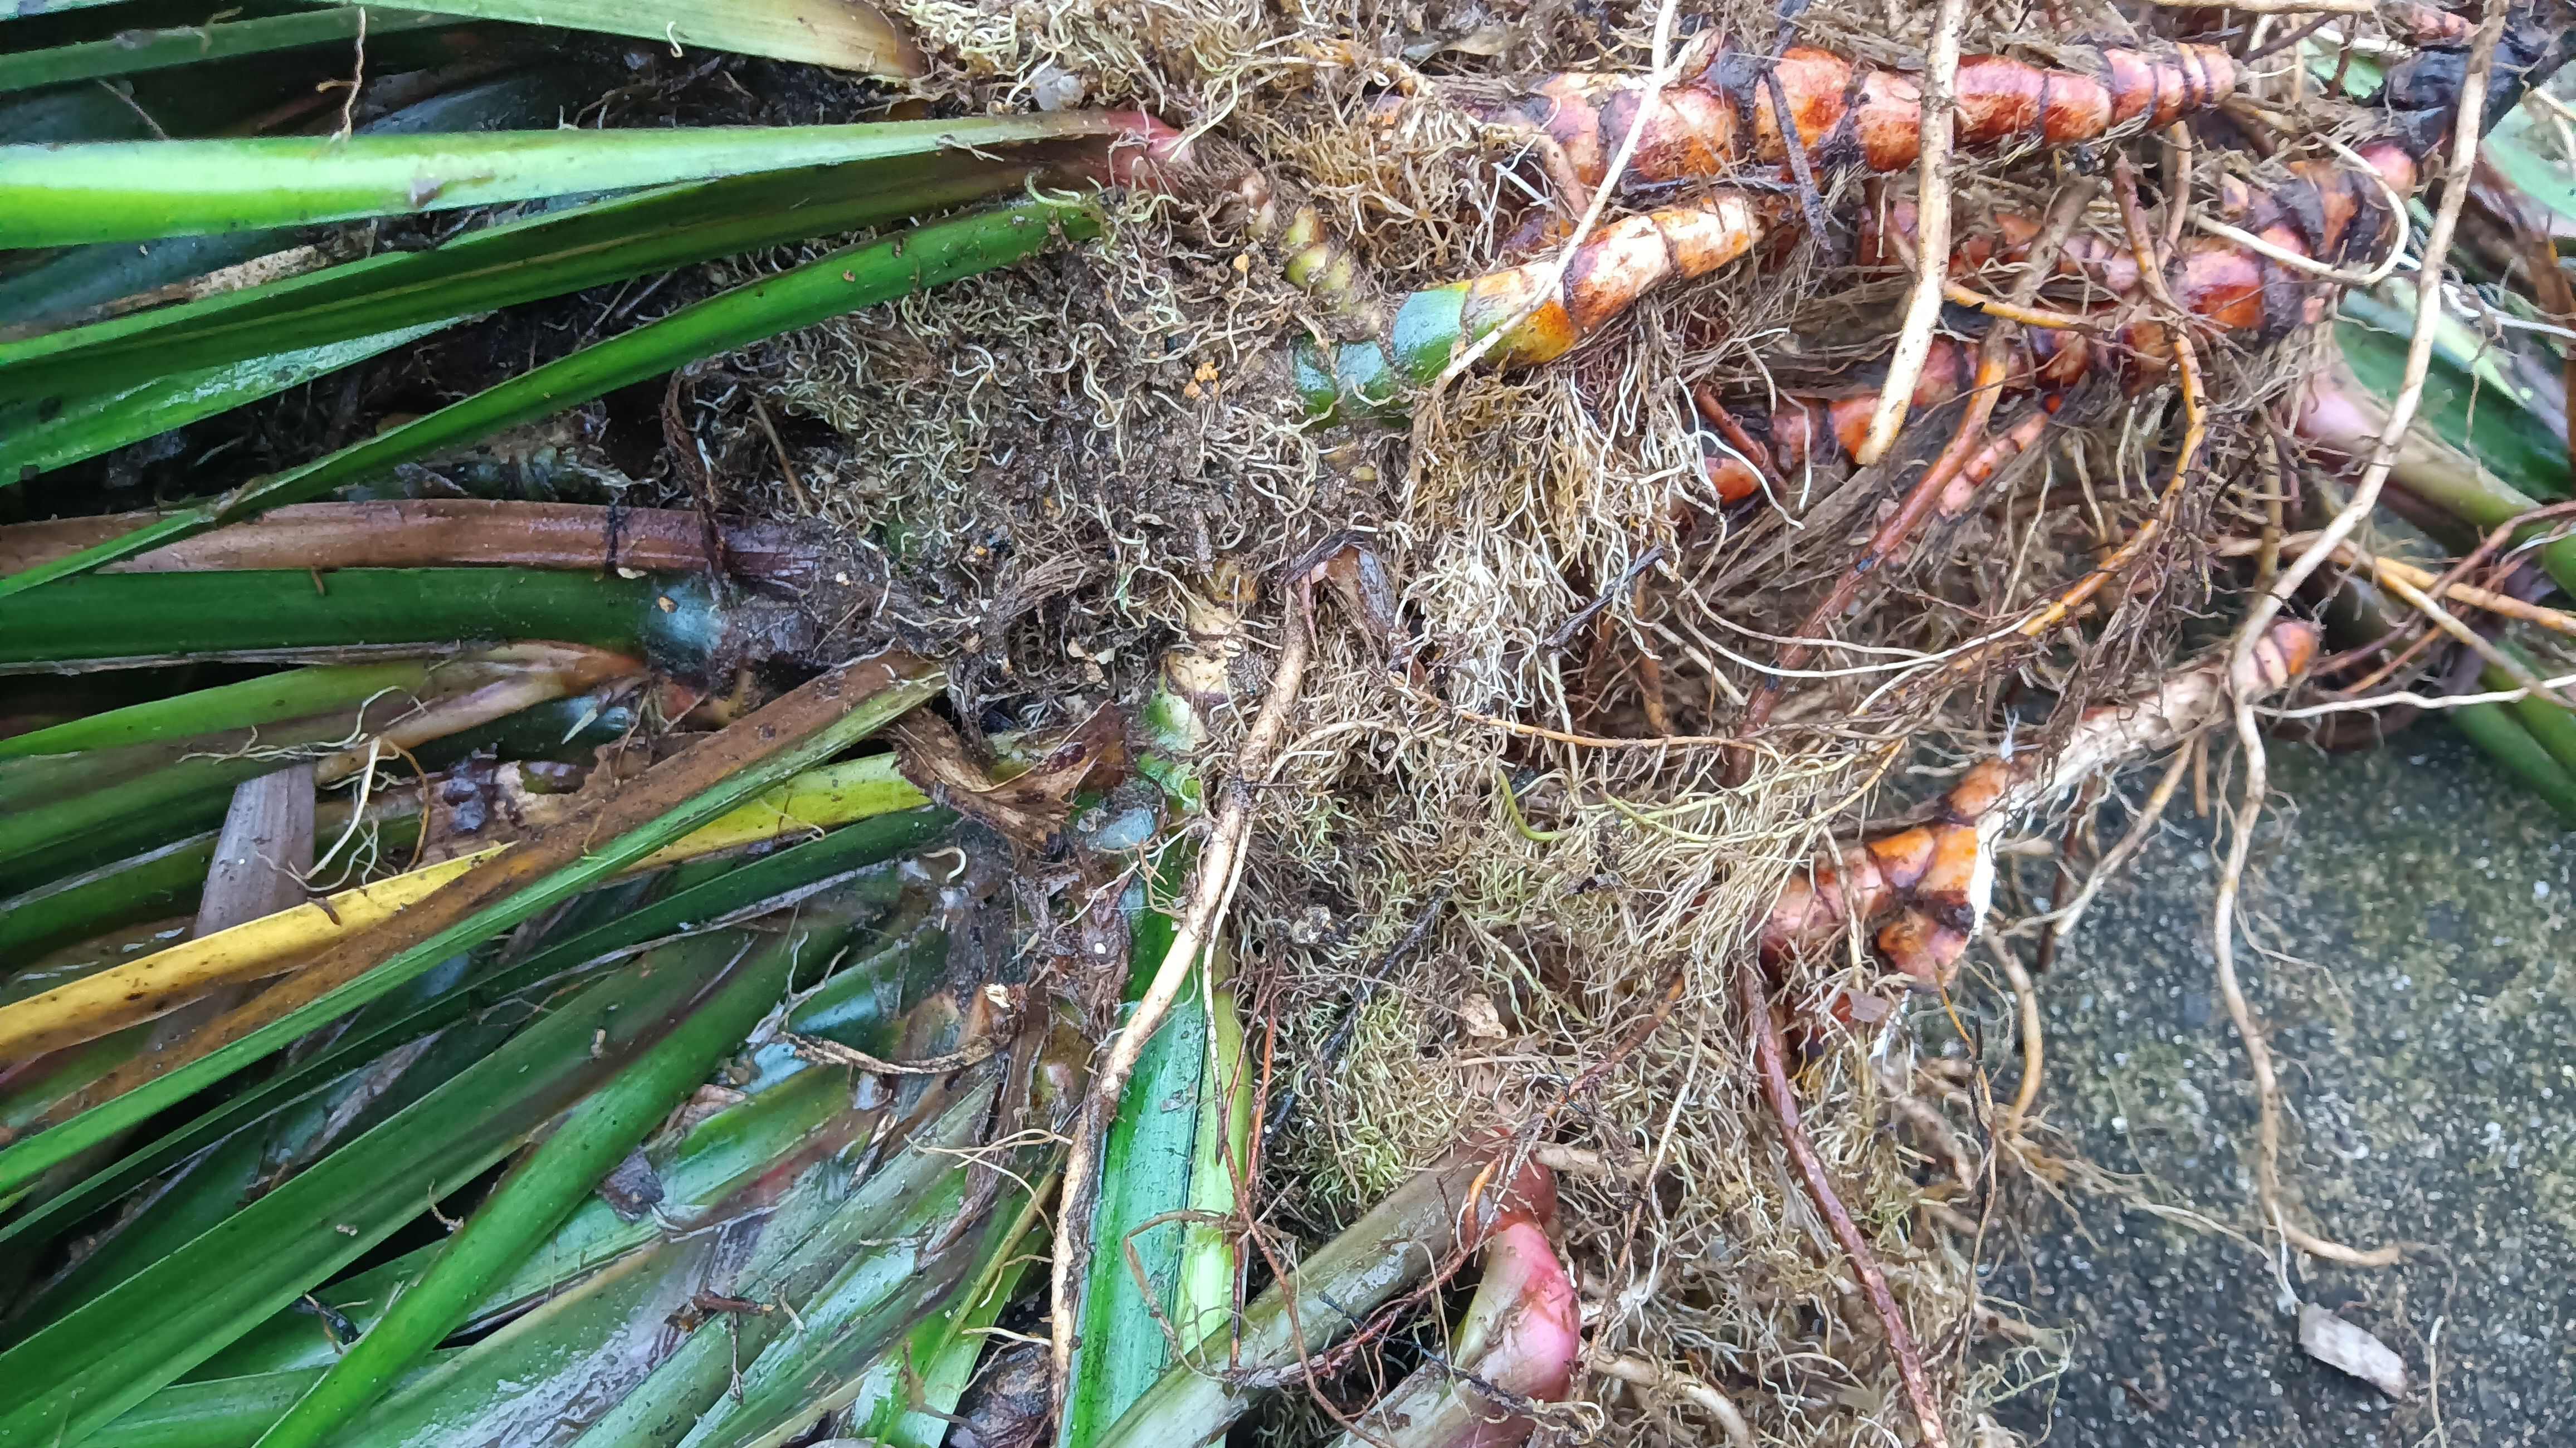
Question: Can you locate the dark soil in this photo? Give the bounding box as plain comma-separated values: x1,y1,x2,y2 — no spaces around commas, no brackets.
1990,728,2576,1445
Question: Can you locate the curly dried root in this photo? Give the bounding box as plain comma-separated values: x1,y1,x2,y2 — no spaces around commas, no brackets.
1512,37,2240,190
1292,192,1772,419
1758,620,2320,990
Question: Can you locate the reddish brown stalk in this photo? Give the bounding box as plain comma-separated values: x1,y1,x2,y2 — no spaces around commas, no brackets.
1760,762,2003,989
1736,182,2097,731
1704,141,2417,505
1977,141,2416,348
1970,157,2213,653
1941,409,2053,514
1283,38,2251,414
1738,345,2013,732
1438,193,1772,368
1512,38,2238,192
1759,620,2319,989
0,501,820,586
1738,963,1949,1448
1700,335,2073,505
2514,210,2576,486
1694,382,1787,497
1296,193,1778,416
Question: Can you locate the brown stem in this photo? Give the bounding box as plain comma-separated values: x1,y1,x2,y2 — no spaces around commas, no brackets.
1743,180,2094,731
1762,622,2320,987
0,501,819,586
1739,965,1950,1448
2520,218,2576,485
1710,134,2416,501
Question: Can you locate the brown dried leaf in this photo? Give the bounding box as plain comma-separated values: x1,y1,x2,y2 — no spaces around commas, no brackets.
2298,1303,2408,1398
893,707,1126,849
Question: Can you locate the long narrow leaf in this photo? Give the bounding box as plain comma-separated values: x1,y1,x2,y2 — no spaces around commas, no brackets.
2338,314,2571,500
203,909,947,1397
847,1220,1043,1448
205,1050,853,1381
0,646,633,894
343,1232,737,1448
0,801,419,973
0,660,943,1197
2487,102,2576,231
686,1177,1046,1448
0,755,935,1064
1060,918,1245,1448
0,568,702,671
252,920,820,1447
0,928,755,1446
1,196,1100,594
2,823,948,1297
10,903,643,1329
0,322,447,482
0,0,134,19
2453,697,2576,823
0,146,1110,407
0,230,293,330
0,116,1120,247
608,979,1051,1442
0,660,453,760
562,1068,1009,1448
319,0,922,75
91,1361,459,1448
0,67,596,327
0,82,158,146
1091,1147,1526,1448
0,831,224,963
0,9,455,95
6,1110,275,1340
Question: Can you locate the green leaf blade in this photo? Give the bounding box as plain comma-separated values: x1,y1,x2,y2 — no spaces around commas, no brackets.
1060,912,1242,1448
0,322,450,484
0,568,678,667
0,808,949,1258
0,10,456,96
0,663,942,1201
249,922,821,1448
0,117,1119,247
0,930,750,1446
0,196,1101,594
319,0,924,76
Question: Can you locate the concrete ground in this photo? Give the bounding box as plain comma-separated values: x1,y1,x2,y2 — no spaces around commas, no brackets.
1984,730,2576,1445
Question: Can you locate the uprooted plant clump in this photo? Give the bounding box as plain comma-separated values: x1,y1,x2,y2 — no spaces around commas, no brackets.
718,0,2576,1440
6,0,2575,1442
